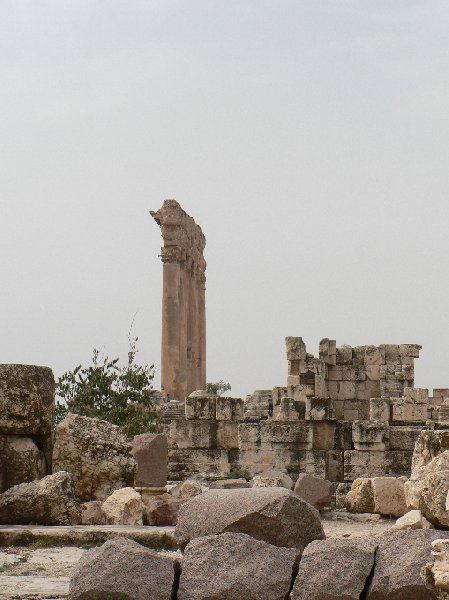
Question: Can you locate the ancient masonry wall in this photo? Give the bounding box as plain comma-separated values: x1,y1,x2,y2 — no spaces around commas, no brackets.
151,200,206,402
167,337,449,482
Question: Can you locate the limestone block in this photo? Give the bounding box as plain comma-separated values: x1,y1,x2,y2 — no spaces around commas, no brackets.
336,345,353,365
0,364,55,435
334,421,353,450
101,487,144,526
168,448,231,480
344,409,359,420
385,450,413,475
215,396,243,421
392,509,433,531
326,450,344,482
260,422,313,448
404,387,429,404
209,479,249,489
238,422,261,447
344,450,386,481
363,380,381,400
399,343,421,358
412,430,449,474
274,397,306,421
434,389,449,399
0,435,46,493
369,398,390,421
294,473,332,509
312,421,336,450
365,365,381,381
216,421,239,449
346,478,374,513
145,497,182,526
392,398,428,422
327,380,338,400
287,384,307,402
371,477,407,517
352,346,367,366
364,345,386,366
352,420,389,451
389,426,421,451
288,360,300,376
171,479,208,499
237,450,277,477
264,449,326,480
431,539,449,593
306,397,333,420
333,400,344,420
380,344,401,363
272,387,288,405
287,374,301,386
251,470,293,490
334,482,352,509
132,433,167,487
328,366,358,381
285,337,306,360
336,381,356,401
81,501,105,525
314,375,328,398
185,394,216,420
169,420,216,449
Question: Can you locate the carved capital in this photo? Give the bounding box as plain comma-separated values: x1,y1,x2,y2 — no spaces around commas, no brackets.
160,245,186,264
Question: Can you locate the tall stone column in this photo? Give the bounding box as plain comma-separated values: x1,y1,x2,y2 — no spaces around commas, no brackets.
151,200,206,401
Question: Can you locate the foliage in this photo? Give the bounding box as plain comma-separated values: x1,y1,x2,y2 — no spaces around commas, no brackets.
54,337,162,437
206,380,231,396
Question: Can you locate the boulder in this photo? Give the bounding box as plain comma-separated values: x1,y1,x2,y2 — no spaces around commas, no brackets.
0,471,81,525
293,473,332,509
52,414,136,501
251,470,293,490
101,487,144,526
346,478,374,513
209,478,249,489
172,479,208,500
367,530,449,599
412,430,449,474
0,364,55,435
132,433,167,487
431,539,449,593
391,510,433,531
291,538,376,600
68,537,178,600
0,435,46,492
175,487,325,551
178,532,300,600
408,452,449,527
145,497,182,526
371,477,407,517
81,501,105,525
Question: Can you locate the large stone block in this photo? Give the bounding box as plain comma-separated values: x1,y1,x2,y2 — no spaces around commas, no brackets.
169,419,216,449
260,422,313,448
364,345,386,366
274,397,306,421
185,394,216,420
312,421,336,450
216,421,239,449
294,473,332,509
392,397,428,422
404,387,429,404
0,435,46,492
101,487,144,526
132,433,167,487
352,420,389,451
325,450,344,481
285,337,307,360
389,426,421,451
346,478,374,513
344,450,386,481
334,421,353,450
369,398,391,421
168,448,231,480
412,430,449,474
0,364,55,435
305,397,334,420
215,396,243,421
385,450,413,475
371,476,407,517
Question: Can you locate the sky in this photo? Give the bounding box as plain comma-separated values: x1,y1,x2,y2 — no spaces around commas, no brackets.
1,1,449,398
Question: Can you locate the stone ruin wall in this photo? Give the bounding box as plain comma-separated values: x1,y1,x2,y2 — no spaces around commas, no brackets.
167,337,449,486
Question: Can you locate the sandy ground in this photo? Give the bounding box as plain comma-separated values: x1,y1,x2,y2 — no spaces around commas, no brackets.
0,513,396,599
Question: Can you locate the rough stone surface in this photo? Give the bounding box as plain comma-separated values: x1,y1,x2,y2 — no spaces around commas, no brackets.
132,433,167,487
251,470,293,490
391,510,433,531
172,479,208,499
412,430,449,474
294,473,332,509
0,471,81,525
68,536,177,600
209,478,249,489
0,364,55,435
367,530,449,599
145,497,182,526
291,538,376,600
431,539,449,593
372,477,407,517
409,452,449,527
0,435,46,493
346,478,375,513
52,414,136,502
81,501,106,525
101,487,144,526
175,487,325,551
178,532,300,600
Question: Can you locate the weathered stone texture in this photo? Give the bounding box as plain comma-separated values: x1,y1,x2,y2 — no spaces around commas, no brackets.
101,487,144,526
52,414,136,502
0,435,46,493
294,473,332,509
132,432,167,487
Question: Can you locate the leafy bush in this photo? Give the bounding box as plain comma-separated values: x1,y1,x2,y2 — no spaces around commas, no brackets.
55,337,162,437
206,380,231,396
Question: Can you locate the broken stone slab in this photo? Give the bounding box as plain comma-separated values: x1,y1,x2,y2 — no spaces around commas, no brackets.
178,532,300,600
175,487,325,551
293,473,332,509
291,538,377,600
391,509,433,531
101,487,144,526
251,470,293,490
371,476,407,517
346,478,374,513
52,413,136,502
68,537,178,600
0,471,81,525
132,433,167,487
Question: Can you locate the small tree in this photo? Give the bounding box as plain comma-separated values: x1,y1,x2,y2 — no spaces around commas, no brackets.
55,337,161,437
206,380,231,396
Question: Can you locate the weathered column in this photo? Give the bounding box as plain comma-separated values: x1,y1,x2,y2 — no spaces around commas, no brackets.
151,200,206,401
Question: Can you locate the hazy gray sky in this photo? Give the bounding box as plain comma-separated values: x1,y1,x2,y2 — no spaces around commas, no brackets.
1,1,449,398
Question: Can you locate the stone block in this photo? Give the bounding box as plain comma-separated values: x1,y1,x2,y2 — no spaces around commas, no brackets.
0,364,55,435
343,408,359,420
389,426,422,451
399,344,421,358
328,366,358,382
294,473,332,509
381,344,401,363
274,397,306,421
215,396,243,421
132,433,167,487
385,450,413,475
185,394,216,420
285,337,306,360
312,421,336,450
333,400,344,420
325,450,344,482
169,420,216,449
404,387,429,404
391,398,428,422
344,450,386,481
346,478,374,512
371,477,407,517
336,345,353,365
261,422,313,448
306,397,333,420
352,421,389,451
272,387,288,405
288,360,300,375
287,374,301,386
336,381,356,401
365,365,381,381
434,389,449,399
369,398,391,421
364,380,381,400
0,435,46,493
216,421,239,450
168,448,231,480
334,421,353,450
327,380,338,399
238,423,261,448
364,345,386,366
